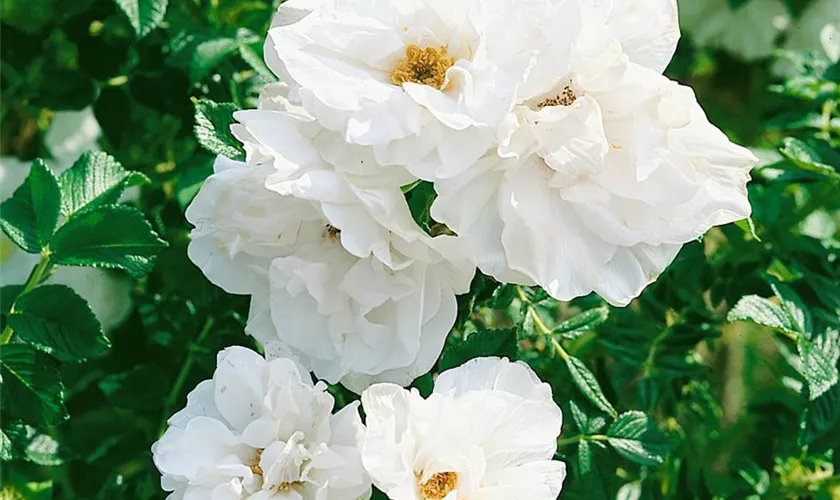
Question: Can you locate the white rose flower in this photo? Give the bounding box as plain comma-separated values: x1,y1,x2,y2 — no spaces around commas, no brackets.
263,0,561,180
152,346,371,500
186,152,474,393
360,357,566,500
678,0,790,61
431,1,757,306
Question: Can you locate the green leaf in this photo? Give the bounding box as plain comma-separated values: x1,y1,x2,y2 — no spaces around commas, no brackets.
239,41,276,81
607,411,672,466
438,328,518,371
569,400,607,434
779,137,840,181
113,0,169,38
553,305,609,340
7,285,108,363
564,355,617,418
0,159,61,253
167,32,239,82
405,181,437,236
58,152,148,217
193,99,245,160
796,330,840,400
578,439,593,476
0,429,14,461
2,423,65,465
50,205,167,277
0,344,67,426
804,383,840,443
1,286,24,316
0,0,54,33
727,295,801,336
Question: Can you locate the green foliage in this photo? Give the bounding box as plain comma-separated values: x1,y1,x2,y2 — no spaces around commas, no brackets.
193,98,245,160
113,0,169,38
1,0,840,498
6,285,109,362
51,205,167,277
0,345,67,427
438,328,518,371
58,152,149,216
0,159,61,253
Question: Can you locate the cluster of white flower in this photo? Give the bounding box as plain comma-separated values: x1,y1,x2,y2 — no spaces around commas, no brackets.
186,0,756,394
153,348,565,500
169,0,758,497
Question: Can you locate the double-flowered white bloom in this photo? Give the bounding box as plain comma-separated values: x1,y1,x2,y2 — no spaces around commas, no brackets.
152,346,371,500
429,0,757,305
186,118,473,392
255,0,757,308
361,357,565,500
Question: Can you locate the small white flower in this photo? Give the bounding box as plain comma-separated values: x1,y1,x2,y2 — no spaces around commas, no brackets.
360,357,566,500
263,0,553,180
431,0,757,306
152,346,371,500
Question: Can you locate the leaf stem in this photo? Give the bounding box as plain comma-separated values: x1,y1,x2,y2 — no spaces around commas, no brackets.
0,252,53,344
517,286,570,359
158,316,215,436
556,434,609,447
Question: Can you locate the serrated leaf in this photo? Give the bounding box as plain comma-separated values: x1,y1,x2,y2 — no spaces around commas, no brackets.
239,41,276,81
804,383,840,443
554,306,609,340
779,137,840,181
769,281,811,336
0,159,60,253
564,356,617,418
2,423,64,465
578,439,593,476
796,330,840,400
50,205,166,277
569,400,608,434
7,285,108,363
438,328,518,371
193,99,245,160
607,411,672,466
0,344,67,426
58,151,148,216
0,429,14,461
727,295,801,335
113,0,169,38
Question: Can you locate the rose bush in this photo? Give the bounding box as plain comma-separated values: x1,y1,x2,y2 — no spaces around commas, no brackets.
1,0,839,499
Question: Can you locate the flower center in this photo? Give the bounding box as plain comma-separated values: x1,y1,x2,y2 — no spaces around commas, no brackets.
391,45,456,90
250,449,264,476
325,224,341,241
417,471,458,500
538,86,577,108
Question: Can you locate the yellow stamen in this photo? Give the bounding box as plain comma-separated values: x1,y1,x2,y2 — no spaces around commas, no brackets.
391,45,456,90
538,86,577,108
417,471,458,500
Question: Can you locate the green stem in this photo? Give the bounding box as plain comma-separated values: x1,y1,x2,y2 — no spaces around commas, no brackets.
158,317,215,436
517,286,570,360
1,253,53,345
556,434,609,447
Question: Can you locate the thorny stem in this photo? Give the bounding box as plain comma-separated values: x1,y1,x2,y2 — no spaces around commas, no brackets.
158,316,215,436
1,252,53,345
